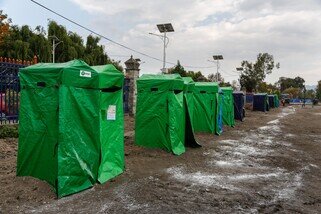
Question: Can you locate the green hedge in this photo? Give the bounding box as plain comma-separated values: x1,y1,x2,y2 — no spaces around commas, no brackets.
0,124,19,138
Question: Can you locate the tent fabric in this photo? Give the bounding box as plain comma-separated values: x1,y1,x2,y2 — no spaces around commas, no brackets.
220,87,235,127
233,91,245,121
17,60,124,198
91,65,125,184
217,89,223,134
182,77,201,148
135,74,186,155
192,82,222,134
274,95,280,108
253,93,269,112
268,95,276,108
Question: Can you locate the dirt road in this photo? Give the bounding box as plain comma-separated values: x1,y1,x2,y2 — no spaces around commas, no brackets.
1,106,321,213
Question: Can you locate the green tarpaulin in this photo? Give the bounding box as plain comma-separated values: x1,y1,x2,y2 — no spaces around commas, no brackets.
192,82,221,134
17,60,125,198
182,77,201,147
135,74,198,155
220,87,235,127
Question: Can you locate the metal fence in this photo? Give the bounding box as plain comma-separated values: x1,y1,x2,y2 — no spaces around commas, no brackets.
0,61,25,124
0,60,131,124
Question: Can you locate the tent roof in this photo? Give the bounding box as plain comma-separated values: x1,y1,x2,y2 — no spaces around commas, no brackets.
182,77,195,92
21,59,92,72
233,91,245,95
194,82,219,93
20,60,123,89
182,77,194,84
137,74,184,91
91,64,124,88
254,93,268,96
221,87,233,92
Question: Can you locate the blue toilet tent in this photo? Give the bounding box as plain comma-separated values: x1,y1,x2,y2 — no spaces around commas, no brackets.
268,95,275,108
233,91,245,121
253,93,269,112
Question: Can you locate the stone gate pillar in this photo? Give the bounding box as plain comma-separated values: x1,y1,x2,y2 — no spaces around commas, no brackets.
125,55,140,116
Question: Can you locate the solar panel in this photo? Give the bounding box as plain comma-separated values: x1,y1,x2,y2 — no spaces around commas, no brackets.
157,23,174,33
213,55,223,60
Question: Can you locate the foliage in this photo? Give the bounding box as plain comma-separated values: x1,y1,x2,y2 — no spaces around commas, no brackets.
168,61,208,82
0,124,19,138
208,73,223,82
282,87,300,98
0,10,11,44
0,12,122,71
167,60,186,77
239,53,279,92
316,80,321,100
278,76,305,92
302,89,316,99
257,82,278,94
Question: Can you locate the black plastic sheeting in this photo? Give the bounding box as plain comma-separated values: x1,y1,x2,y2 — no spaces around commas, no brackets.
233,92,245,121
253,94,268,112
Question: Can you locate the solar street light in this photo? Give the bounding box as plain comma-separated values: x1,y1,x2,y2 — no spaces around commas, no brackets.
212,55,224,82
49,35,63,63
150,23,174,73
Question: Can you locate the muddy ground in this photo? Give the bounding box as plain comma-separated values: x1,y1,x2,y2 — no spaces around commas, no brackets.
1,105,321,213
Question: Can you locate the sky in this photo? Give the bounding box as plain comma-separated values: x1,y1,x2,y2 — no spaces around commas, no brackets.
1,0,321,85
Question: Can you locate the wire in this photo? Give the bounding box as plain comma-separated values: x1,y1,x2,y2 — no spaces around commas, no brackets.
30,0,216,69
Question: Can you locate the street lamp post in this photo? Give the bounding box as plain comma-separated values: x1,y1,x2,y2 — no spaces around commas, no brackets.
236,67,244,91
213,55,223,82
236,67,243,75
49,35,63,63
149,23,174,73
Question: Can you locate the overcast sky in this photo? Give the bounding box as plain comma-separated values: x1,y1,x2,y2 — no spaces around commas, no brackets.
1,0,321,85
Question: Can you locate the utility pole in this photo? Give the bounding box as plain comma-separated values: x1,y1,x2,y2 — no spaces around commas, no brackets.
49,35,62,63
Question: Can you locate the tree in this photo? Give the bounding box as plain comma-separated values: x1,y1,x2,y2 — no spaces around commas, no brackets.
257,81,278,94
304,89,315,99
0,14,123,70
283,87,300,99
168,61,208,81
208,73,223,82
231,80,238,91
316,80,321,100
0,10,11,44
167,60,187,77
239,53,279,92
277,76,305,92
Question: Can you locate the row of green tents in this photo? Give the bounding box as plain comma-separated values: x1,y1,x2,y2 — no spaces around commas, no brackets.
135,74,235,155
17,61,236,198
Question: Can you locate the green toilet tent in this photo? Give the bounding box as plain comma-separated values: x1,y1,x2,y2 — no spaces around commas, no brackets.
193,82,221,134
220,87,235,127
135,74,198,155
17,60,125,198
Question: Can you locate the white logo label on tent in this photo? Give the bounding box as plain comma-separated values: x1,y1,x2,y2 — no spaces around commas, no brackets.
79,70,91,78
107,105,116,120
